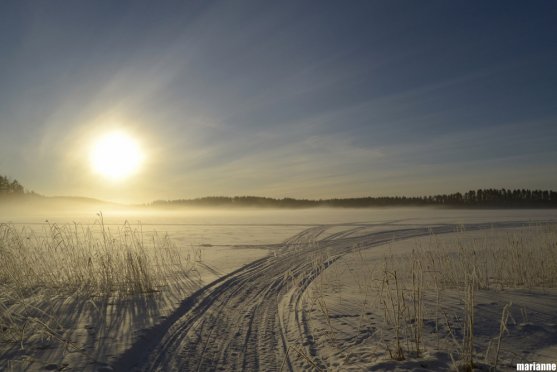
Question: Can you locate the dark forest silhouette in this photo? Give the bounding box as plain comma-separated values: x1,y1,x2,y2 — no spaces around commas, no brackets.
0,175,24,195
1,175,556,208
154,189,557,208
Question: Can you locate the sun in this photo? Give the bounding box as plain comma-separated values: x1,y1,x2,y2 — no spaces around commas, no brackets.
90,131,144,181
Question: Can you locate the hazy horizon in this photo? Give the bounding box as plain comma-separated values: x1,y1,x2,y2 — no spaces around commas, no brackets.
1,1,556,204
52,187,557,206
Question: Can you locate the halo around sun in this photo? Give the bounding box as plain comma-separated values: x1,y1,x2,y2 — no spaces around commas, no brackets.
89,131,144,181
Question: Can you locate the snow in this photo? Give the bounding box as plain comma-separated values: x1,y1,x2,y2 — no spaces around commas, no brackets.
1,208,557,371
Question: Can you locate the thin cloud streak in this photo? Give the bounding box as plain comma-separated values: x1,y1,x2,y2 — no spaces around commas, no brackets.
0,1,556,202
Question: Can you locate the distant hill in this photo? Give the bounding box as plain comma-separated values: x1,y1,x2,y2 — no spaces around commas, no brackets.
43,195,113,204
0,174,117,209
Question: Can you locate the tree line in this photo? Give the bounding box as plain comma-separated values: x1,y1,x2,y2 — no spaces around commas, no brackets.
154,188,557,208
2,174,556,208
0,175,24,195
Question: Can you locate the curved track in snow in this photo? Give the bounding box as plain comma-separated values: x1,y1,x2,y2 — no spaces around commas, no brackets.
112,221,532,371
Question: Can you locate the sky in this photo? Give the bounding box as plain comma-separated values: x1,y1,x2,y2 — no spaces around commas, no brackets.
0,1,556,203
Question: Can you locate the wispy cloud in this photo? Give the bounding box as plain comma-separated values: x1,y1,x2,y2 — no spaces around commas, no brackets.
1,1,556,202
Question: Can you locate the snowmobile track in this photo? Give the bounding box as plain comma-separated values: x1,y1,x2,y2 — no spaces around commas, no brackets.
112,221,533,371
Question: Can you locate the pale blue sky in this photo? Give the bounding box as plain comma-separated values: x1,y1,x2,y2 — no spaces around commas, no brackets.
1,1,556,202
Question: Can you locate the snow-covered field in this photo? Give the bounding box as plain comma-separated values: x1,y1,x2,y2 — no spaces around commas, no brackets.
1,207,557,371
294,226,557,371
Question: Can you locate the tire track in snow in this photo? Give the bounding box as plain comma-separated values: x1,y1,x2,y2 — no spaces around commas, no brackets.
112,221,534,371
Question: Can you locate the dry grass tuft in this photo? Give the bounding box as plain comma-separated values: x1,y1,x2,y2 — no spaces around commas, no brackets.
0,214,197,296
0,214,200,348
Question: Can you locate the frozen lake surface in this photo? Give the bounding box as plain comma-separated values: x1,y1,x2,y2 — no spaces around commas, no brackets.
2,206,557,371
2,207,557,246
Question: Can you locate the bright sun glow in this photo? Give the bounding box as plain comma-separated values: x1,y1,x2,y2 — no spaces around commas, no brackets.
90,131,144,181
